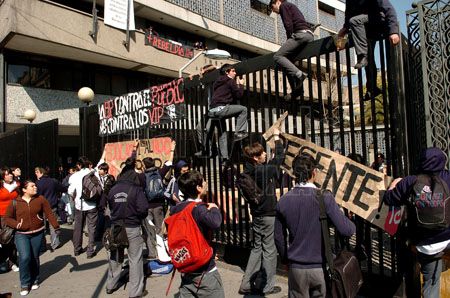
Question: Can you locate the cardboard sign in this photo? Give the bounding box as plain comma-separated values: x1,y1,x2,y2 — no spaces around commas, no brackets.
98,79,186,136
264,116,402,235
103,137,173,177
145,31,194,59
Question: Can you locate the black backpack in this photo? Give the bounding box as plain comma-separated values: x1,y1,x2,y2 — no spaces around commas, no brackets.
235,172,263,205
144,170,165,202
81,171,103,203
409,174,450,238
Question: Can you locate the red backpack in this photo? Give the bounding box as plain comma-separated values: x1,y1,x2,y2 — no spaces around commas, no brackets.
164,202,213,273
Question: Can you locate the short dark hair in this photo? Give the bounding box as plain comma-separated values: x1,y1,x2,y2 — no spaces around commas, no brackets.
269,0,283,6
34,167,47,175
77,156,91,169
220,63,235,75
292,153,317,183
243,142,265,164
142,157,155,169
177,170,204,199
98,163,109,172
121,157,136,174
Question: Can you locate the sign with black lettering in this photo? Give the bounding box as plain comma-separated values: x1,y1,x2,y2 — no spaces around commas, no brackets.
103,137,173,177
264,117,402,235
145,31,194,59
98,78,186,136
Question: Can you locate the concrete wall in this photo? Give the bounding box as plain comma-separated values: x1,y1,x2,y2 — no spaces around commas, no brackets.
6,85,109,133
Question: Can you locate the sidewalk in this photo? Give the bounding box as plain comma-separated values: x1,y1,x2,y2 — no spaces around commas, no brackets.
0,225,288,298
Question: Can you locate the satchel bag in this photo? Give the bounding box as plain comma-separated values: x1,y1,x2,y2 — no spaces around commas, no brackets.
0,199,16,245
103,221,129,251
316,190,363,298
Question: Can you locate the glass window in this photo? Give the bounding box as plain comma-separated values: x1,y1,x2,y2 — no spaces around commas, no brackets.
51,67,73,91
250,0,271,15
111,74,127,95
318,1,336,15
95,72,111,95
8,64,30,85
30,67,50,88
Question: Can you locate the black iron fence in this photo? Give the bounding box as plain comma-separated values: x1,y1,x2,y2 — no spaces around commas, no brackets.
83,33,407,292
0,119,58,179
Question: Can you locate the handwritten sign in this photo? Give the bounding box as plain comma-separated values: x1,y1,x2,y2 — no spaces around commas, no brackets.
264,117,402,235
145,31,194,59
103,137,173,177
104,0,135,30
98,79,186,136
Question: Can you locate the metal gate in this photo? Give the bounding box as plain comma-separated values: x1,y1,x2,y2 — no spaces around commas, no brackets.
83,33,408,294
0,119,58,179
406,0,450,171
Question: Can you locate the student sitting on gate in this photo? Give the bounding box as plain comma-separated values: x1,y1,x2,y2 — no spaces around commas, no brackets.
166,170,224,298
207,63,248,161
384,147,450,298
336,0,399,100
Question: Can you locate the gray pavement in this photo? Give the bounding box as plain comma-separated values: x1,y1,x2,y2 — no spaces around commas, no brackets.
0,225,288,298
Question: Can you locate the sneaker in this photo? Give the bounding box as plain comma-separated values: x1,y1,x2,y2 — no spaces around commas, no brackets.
238,288,253,295
264,286,282,295
20,288,29,296
31,283,40,290
11,264,19,272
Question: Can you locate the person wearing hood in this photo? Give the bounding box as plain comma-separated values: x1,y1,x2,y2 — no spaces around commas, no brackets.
165,159,190,205
238,129,284,295
208,63,248,160
106,157,149,297
384,147,450,298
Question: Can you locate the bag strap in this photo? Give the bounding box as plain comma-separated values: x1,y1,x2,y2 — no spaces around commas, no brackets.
315,189,334,272
12,199,16,220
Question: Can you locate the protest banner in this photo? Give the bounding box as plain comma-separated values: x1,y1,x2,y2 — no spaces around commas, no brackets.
264,116,402,235
98,78,186,136
145,30,194,59
103,137,173,177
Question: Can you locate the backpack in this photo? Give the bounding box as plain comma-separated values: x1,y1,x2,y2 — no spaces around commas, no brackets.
81,171,103,203
235,172,263,205
409,174,450,239
144,170,165,202
164,202,213,273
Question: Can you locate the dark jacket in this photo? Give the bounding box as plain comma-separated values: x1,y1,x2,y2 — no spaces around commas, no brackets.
209,75,243,109
244,140,284,217
108,171,149,228
36,176,68,208
275,186,355,268
344,0,399,36
384,147,450,245
170,200,222,272
5,195,60,233
279,1,310,39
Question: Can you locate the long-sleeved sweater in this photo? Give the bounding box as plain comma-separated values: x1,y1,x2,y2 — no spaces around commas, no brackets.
344,0,399,36
169,199,222,272
108,174,149,228
209,75,243,109
244,140,285,217
275,185,355,268
0,186,18,216
5,195,59,233
36,176,68,208
279,1,309,39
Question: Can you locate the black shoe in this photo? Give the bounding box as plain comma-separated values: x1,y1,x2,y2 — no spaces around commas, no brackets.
234,132,248,142
86,252,96,259
354,56,368,69
364,87,382,101
264,286,282,295
105,287,116,295
238,288,253,295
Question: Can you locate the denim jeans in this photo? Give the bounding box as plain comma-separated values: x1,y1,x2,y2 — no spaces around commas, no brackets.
419,256,442,298
15,231,44,288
